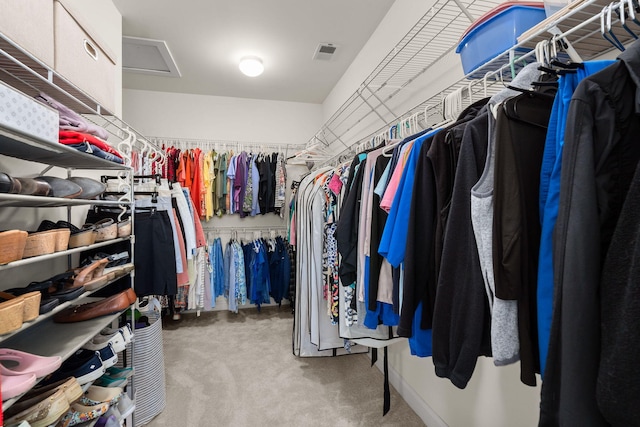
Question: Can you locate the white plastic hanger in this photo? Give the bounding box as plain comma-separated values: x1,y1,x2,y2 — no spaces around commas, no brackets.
602,4,626,50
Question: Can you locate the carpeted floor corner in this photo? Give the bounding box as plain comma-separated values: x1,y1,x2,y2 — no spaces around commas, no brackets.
142,307,426,426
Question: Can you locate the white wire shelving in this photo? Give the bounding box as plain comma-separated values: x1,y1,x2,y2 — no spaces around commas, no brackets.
309,0,638,167
0,31,152,155
309,0,505,151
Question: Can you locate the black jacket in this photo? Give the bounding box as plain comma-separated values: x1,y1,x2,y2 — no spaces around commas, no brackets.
597,159,640,426
431,107,493,389
540,39,640,426
335,154,366,286
400,98,488,338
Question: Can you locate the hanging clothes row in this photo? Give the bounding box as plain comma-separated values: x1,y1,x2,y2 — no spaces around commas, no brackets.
318,40,640,426
204,234,294,313
290,160,388,359
81,176,207,307
159,146,287,220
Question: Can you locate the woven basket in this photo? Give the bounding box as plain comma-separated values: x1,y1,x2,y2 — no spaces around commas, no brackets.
117,219,132,238
52,228,71,252
0,230,28,264
68,229,97,249
0,298,24,335
20,291,42,322
23,230,57,258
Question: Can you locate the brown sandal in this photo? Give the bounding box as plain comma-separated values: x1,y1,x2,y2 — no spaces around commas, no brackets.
71,258,112,290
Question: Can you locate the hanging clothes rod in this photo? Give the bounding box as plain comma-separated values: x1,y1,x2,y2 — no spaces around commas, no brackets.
147,137,304,153
204,226,287,232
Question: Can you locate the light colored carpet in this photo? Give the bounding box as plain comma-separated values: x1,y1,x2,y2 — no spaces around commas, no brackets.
144,307,426,427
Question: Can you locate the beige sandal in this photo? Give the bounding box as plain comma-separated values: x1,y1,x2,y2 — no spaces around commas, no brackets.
89,219,117,243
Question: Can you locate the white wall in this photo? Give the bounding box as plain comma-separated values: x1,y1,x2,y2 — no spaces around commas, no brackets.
320,0,469,153
322,0,436,122
123,89,322,145
322,1,543,426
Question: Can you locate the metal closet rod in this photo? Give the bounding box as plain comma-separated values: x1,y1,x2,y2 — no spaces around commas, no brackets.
147,137,304,152
204,225,287,232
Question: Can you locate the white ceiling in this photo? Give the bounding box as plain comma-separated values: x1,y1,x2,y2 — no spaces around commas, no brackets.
113,0,396,104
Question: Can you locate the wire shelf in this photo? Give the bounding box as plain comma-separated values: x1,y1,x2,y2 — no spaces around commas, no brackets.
0,32,157,156
309,0,635,167
311,0,506,149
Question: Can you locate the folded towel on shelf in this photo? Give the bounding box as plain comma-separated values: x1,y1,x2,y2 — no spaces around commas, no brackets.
35,92,110,140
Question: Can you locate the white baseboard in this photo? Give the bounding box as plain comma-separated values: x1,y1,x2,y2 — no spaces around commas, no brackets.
373,355,448,427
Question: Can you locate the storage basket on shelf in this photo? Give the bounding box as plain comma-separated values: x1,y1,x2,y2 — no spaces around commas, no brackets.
456,4,546,78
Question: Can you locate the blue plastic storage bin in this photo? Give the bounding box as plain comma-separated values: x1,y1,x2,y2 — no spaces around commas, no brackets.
456,5,546,77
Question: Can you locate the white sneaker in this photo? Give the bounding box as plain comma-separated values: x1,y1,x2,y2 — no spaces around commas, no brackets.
84,331,127,353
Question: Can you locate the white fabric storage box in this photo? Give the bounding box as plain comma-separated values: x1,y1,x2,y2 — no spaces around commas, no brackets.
53,0,117,112
0,79,59,143
0,0,55,67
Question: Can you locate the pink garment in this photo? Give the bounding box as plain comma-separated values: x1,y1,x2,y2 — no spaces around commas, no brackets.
380,141,415,212
290,213,296,246
173,209,190,286
328,173,343,195
192,205,206,248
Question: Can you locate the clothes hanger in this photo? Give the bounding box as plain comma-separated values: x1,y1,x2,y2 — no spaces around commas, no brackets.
618,0,639,38
627,0,640,25
602,4,626,51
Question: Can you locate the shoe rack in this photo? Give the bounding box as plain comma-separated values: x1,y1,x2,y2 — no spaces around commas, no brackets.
0,25,140,426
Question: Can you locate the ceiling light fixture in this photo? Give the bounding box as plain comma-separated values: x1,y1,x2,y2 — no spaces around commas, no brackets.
239,56,264,77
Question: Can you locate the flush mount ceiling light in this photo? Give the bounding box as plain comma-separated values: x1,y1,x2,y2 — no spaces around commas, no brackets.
239,56,264,77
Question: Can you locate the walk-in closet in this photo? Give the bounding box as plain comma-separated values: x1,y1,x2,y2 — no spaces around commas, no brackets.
0,0,638,426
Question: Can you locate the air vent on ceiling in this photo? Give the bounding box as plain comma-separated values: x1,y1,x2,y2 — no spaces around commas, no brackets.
122,36,181,77
313,43,338,61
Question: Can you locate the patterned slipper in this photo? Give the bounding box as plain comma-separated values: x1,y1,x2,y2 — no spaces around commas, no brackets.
56,401,109,427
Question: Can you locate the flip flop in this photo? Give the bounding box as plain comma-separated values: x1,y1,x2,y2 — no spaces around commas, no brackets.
0,348,62,378
1,371,37,400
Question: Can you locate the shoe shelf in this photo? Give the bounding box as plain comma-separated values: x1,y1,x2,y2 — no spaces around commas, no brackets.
0,193,132,208
1,306,128,411
1,300,125,363
0,272,133,344
0,124,130,171
0,237,131,271
0,28,139,424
